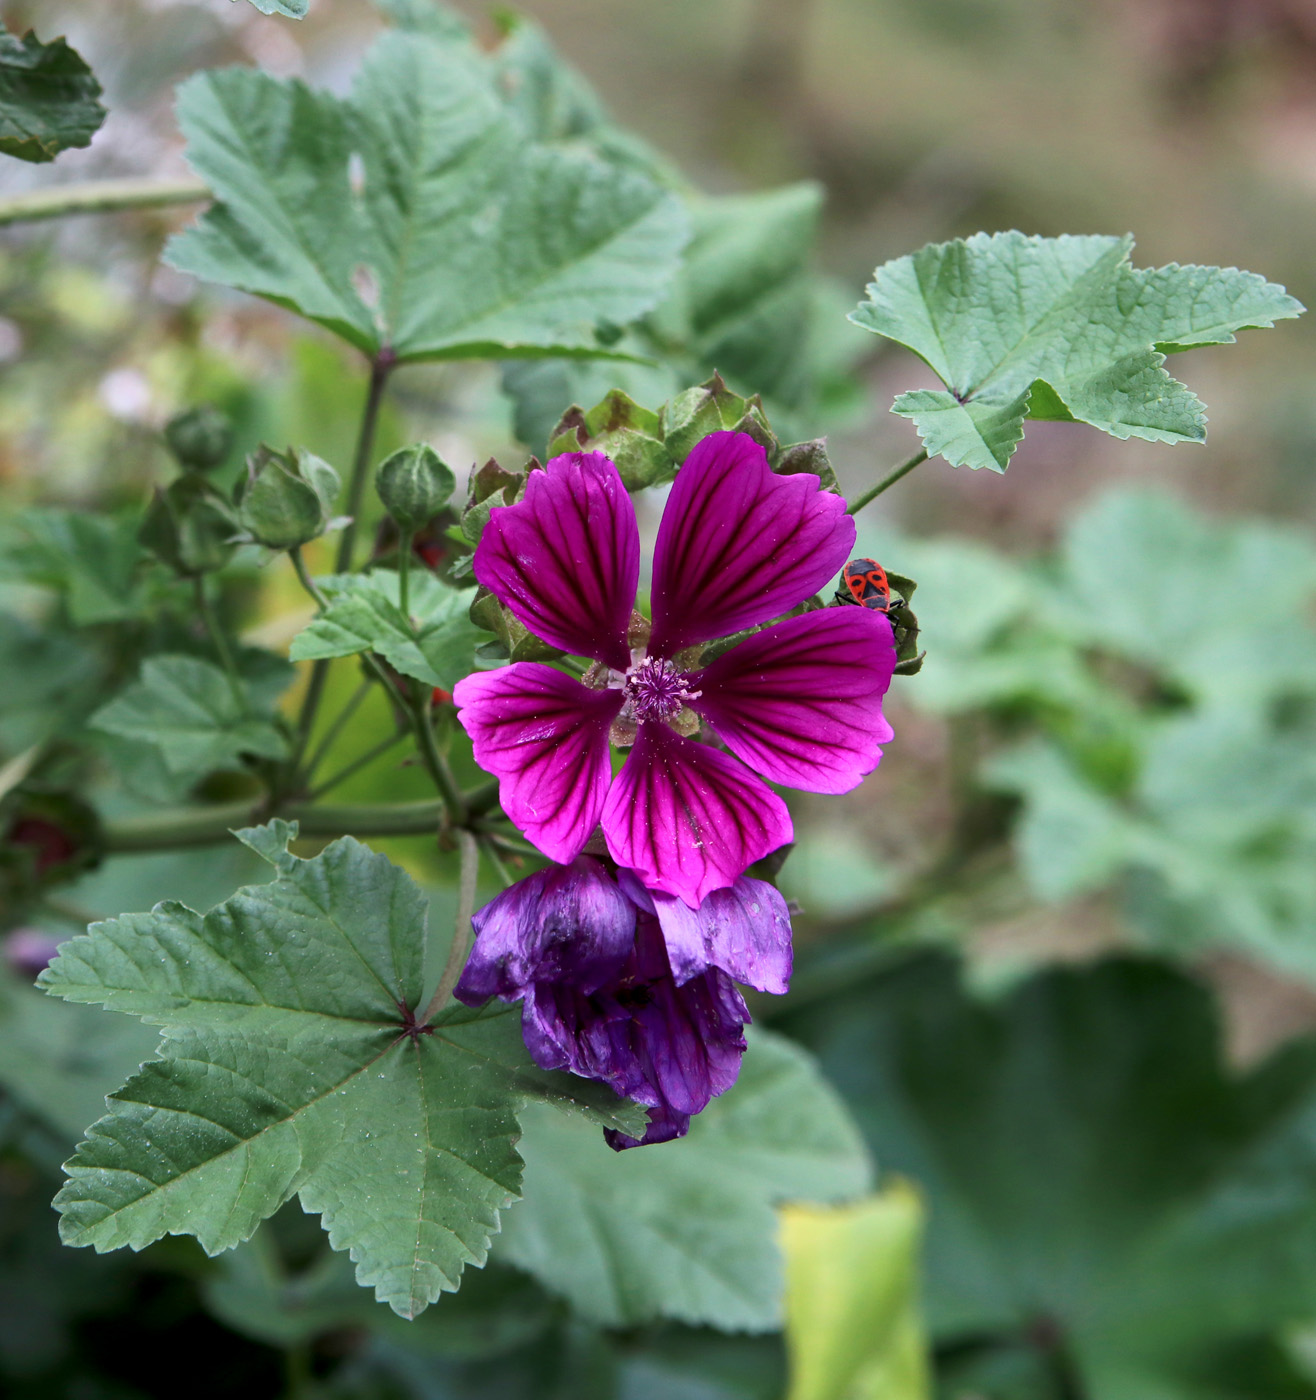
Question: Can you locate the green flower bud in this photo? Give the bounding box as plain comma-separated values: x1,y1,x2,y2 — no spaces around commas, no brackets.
375,443,455,532
139,475,240,576
234,445,340,551
164,404,234,472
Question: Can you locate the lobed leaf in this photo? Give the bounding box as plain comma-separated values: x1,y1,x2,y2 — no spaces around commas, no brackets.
850,231,1303,472
0,30,104,164
289,570,482,691
165,32,688,363
40,825,641,1318
495,1030,873,1333
90,655,288,782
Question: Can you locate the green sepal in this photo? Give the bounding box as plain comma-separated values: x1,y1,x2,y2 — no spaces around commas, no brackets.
139,475,240,577
234,444,340,551
375,443,456,532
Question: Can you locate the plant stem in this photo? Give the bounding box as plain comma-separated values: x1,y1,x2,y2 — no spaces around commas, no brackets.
305,727,410,801
335,353,394,574
422,829,480,1024
480,836,515,889
397,528,413,620
287,547,334,783
0,176,210,227
103,798,451,853
845,448,929,516
408,683,468,826
301,676,372,783
193,576,246,708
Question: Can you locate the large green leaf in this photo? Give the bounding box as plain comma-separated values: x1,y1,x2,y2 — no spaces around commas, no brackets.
495,1030,873,1333
849,232,1303,471
90,654,289,785
166,32,688,363
0,614,104,754
0,509,146,625
40,823,642,1319
782,954,1316,1400
0,31,104,163
289,570,482,690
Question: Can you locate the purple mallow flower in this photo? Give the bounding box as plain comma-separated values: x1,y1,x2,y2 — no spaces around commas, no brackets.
453,431,897,908
455,855,792,1148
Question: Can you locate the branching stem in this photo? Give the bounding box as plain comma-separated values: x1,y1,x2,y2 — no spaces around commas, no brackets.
422,829,480,1023
305,727,410,801
192,576,246,709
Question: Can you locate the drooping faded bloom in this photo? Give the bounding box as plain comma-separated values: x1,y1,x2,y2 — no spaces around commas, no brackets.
454,856,791,1148
453,431,897,907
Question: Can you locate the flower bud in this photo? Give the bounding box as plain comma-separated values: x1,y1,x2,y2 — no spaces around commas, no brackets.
662,373,749,464
234,445,340,551
164,404,234,472
139,476,240,576
375,443,456,532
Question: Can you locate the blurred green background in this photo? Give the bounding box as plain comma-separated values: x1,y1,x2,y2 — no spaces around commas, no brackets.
4,0,1316,1397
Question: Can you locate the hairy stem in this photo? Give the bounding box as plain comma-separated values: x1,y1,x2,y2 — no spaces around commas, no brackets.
0,176,210,227
397,528,413,620
423,829,480,1023
845,448,929,516
408,682,468,826
193,576,246,708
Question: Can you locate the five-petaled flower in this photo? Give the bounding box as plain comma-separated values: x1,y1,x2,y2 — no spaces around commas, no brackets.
453,430,898,907
455,856,792,1148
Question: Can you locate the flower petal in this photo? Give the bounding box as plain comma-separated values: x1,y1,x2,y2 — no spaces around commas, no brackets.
473,452,638,670
619,868,793,993
520,919,747,1127
453,663,621,863
690,608,896,794
648,431,855,657
602,721,792,907
455,857,636,1005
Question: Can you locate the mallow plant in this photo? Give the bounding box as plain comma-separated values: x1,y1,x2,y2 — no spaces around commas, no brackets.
0,1,1308,1391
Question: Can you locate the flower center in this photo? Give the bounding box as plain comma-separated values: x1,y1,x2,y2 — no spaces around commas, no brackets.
623,656,700,724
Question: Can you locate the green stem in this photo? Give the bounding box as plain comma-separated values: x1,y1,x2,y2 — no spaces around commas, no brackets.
335,354,394,574
305,726,410,801
480,836,515,889
397,527,413,620
301,676,372,784
408,683,468,825
0,176,210,227
103,798,451,853
845,448,929,516
288,548,333,782
466,778,502,818
193,576,246,708
422,829,480,1023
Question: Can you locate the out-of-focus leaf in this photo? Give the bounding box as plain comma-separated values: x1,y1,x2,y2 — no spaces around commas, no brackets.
0,31,104,163
0,510,145,625
290,571,482,691
496,1030,873,1332
41,824,643,1319
239,0,309,15
783,953,1316,1400
0,613,103,752
850,232,1303,471
90,654,288,782
783,1184,929,1400
0,971,157,1145
166,33,688,363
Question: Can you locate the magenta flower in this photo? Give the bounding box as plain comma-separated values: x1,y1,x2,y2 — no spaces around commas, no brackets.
455,856,792,1148
453,431,897,906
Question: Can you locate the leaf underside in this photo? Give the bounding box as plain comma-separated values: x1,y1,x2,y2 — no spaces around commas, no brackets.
849,231,1303,471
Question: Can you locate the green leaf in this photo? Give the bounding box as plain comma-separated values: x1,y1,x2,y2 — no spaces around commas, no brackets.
0,971,157,1145
289,571,482,691
850,232,1304,471
40,824,641,1319
783,954,1316,1400
0,509,145,625
240,0,309,15
0,30,104,163
165,32,688,363
495,1030,873,1332
90,654,289,782
0,613,104,753
782,1185,929,1400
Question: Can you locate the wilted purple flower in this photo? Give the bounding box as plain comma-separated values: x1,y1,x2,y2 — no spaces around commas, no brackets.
455,856,792,1148
453,431,897,908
